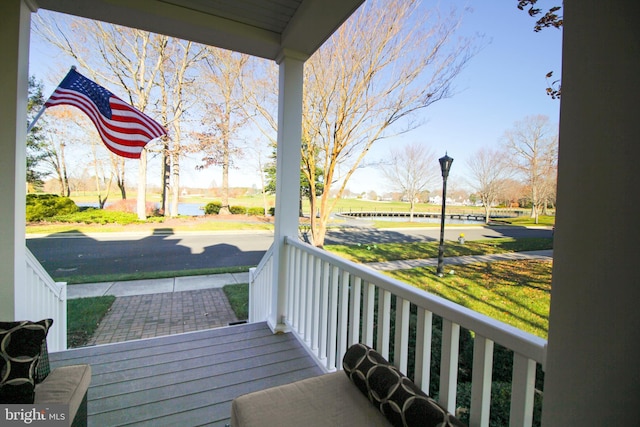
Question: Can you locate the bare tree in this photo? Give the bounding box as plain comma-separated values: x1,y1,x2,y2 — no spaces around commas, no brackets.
466,147,512,223
191,49,250,214
246,0,476,246
298,0,475,246
41,107,74,196
156,38,208,217
502,114,558,223
498,178,526,208
89,134,113,208
380,142,438,220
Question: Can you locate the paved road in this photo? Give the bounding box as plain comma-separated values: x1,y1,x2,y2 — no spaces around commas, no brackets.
323,225,551,245
26,230,273,278
26,226,552,279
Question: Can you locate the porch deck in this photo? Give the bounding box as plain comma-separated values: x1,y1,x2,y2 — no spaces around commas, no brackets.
49,322,324,427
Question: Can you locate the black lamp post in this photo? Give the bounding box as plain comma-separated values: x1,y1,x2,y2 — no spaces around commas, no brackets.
436,153,453,276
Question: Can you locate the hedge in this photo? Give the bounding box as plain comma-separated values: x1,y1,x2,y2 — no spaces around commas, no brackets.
26,194,78,222
204,201,222,215
229,205,247,215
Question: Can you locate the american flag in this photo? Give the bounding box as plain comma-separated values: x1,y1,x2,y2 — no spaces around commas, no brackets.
45,68,166,159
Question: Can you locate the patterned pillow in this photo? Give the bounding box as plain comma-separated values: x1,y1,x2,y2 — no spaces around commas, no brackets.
0,319,53,404
35,329,52,384
343,343,465,427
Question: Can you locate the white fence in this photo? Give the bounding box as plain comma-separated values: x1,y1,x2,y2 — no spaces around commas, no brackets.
249,236,547,427
23,247,67,352
248,243,274,323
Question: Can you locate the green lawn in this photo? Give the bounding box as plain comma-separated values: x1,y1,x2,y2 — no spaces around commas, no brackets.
61,265,252,285
325,238,553,338
67,295,116,348
223,283,249,320
325,237,553,263
389,260,551,338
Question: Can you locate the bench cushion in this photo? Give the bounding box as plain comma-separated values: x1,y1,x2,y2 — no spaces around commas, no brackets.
231,371,391,427
35,364,91,422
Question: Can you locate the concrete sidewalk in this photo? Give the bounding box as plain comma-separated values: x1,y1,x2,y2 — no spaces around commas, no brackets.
67,272,250,299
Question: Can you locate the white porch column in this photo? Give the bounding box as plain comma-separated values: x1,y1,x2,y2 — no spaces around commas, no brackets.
0,0,33,319
268,51,306,332
542,1,640,424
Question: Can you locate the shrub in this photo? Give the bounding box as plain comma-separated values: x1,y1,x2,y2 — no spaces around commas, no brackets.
26,194,78,222
247,207,265,216
455,381,543,427
268,207,275,216
54,209,140,225
204,201,222,215
105,199,158,216
229,205,247,215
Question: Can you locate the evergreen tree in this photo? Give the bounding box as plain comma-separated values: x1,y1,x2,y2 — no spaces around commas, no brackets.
26,76,49,191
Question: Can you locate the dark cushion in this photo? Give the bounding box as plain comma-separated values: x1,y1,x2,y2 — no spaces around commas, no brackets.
0,319,53,404
343,343,465,427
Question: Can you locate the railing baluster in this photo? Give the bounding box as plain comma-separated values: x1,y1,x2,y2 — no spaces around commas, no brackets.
286,244,295,325
362,282,375,347
263,256,273,322
510,353,536,427
294,247,304,330
393,297,410,373
470,335,494,427
319,260,330,363
336,270,350,369
439,319,460,414
249,267,256,322
377,289,391,359
310,256,321,351
414,307,433,391
348,276,362,346
297,250,308,338
304,252,314,344
327,265,340,370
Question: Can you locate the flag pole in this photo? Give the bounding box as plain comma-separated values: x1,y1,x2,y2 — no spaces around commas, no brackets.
26,104,46,133
27,66,77,134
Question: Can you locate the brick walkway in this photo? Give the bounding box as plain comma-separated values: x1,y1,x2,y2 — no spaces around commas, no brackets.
87,288,239,345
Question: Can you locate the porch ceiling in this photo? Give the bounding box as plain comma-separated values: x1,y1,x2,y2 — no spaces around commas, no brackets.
32,0,365,60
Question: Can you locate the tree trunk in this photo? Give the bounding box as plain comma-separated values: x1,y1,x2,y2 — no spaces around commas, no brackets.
137,149,147,220
161,140,170,216
59,143,70,196
484,202,491,224
171,150,180,217
220,139,230,214
409,198,415,221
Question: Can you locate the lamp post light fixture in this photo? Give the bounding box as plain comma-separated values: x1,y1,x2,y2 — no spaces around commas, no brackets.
436,153,453,276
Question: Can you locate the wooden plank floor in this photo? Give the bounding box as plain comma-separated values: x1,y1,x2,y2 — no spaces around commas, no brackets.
49,322,324,427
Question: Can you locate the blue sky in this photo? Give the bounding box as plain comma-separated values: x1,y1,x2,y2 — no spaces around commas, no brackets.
29,0,562,193
347,0,563,194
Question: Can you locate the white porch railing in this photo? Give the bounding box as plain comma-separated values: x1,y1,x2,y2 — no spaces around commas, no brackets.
248,242,274,323
249,236,547,427
23,247,67,352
